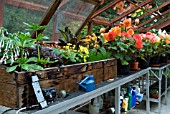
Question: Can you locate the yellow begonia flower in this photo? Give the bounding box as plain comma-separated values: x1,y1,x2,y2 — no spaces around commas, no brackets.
84,48,89,55
84,56,87,62
136,9,142,13
79,46,83,51
131,13,137,17
65,46,69,50
67,43,72,46
91,33,97,41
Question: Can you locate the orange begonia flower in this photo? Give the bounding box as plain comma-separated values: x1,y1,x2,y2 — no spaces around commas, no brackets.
110,26,121,36
127,28,134,35
123,18,131,27
104,33,109,41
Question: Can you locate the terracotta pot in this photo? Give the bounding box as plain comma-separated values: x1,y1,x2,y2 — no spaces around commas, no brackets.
151,94,159,99
130,62,140,71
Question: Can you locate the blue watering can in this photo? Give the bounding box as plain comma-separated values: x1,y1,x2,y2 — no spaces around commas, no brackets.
77,75,95,92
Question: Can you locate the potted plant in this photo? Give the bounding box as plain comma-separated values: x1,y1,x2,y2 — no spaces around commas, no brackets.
102,18,144,74
150,89,159,99
137,33,153,69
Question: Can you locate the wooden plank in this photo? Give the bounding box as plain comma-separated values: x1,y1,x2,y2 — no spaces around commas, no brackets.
31,0,62,38
0,0,4,27
91,0,121,19
133,1,170,23
111,0,153,23
4,0,48,12
0,83,18,108
137,10,170,29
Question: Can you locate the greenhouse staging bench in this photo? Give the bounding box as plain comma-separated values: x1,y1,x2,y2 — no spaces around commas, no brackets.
16,68,150,114
149,63,170,114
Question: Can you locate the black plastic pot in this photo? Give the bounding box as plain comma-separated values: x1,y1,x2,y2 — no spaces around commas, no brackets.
138,57,150,69
167,53,170,60
159,55,168,64
117,62,130,75
150,55,160,66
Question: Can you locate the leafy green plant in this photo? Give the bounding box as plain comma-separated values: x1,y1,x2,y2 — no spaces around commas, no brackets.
87,47,111,62
24,22,49,60
107,37,134,65
5,32,44,72
150,89,158,94
7,57,43,72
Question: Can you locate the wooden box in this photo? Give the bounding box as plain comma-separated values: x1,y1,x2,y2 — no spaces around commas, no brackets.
0,58,117,108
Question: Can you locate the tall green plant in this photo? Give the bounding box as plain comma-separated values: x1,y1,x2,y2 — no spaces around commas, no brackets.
23,22,54,66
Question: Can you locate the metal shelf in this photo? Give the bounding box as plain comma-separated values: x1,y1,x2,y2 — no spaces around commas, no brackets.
149,63,170,114
26,68,150,114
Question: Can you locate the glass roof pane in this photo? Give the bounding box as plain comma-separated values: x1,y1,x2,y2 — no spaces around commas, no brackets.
2,0,54,39
55,0,95,36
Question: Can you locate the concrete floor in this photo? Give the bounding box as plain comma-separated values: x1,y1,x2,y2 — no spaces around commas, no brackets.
127,90,170,114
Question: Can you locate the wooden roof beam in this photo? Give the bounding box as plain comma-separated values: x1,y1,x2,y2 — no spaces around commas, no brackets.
126,0,160,17
155,20,170,30
140,16,170,32
91,19,111,26
4,0,48,12
111,0,153,23
31,0,62,38
91,0,121,19
137,10,170,29
134,1,170,23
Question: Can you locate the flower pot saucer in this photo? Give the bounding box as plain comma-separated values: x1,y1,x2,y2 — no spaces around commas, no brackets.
130,68,140,71
150,64,161,67
168,60,170,63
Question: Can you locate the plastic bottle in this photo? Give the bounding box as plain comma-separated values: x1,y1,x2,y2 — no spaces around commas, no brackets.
125,87,132,110
89,98,100,114
131,89,136,107
97,95,103,110
124,98,129,111
122,99,127,112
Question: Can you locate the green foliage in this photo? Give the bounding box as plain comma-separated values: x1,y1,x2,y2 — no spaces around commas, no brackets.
107,37,135,65
87,47,111,62
7,57,43,72
59,27,82,46
52,44,89,64
24,22,49,60
150,89,158,94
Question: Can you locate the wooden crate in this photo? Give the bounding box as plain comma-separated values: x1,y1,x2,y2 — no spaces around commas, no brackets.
0,58,117,108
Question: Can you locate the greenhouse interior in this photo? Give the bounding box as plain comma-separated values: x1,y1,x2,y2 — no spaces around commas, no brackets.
0,0,170,114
